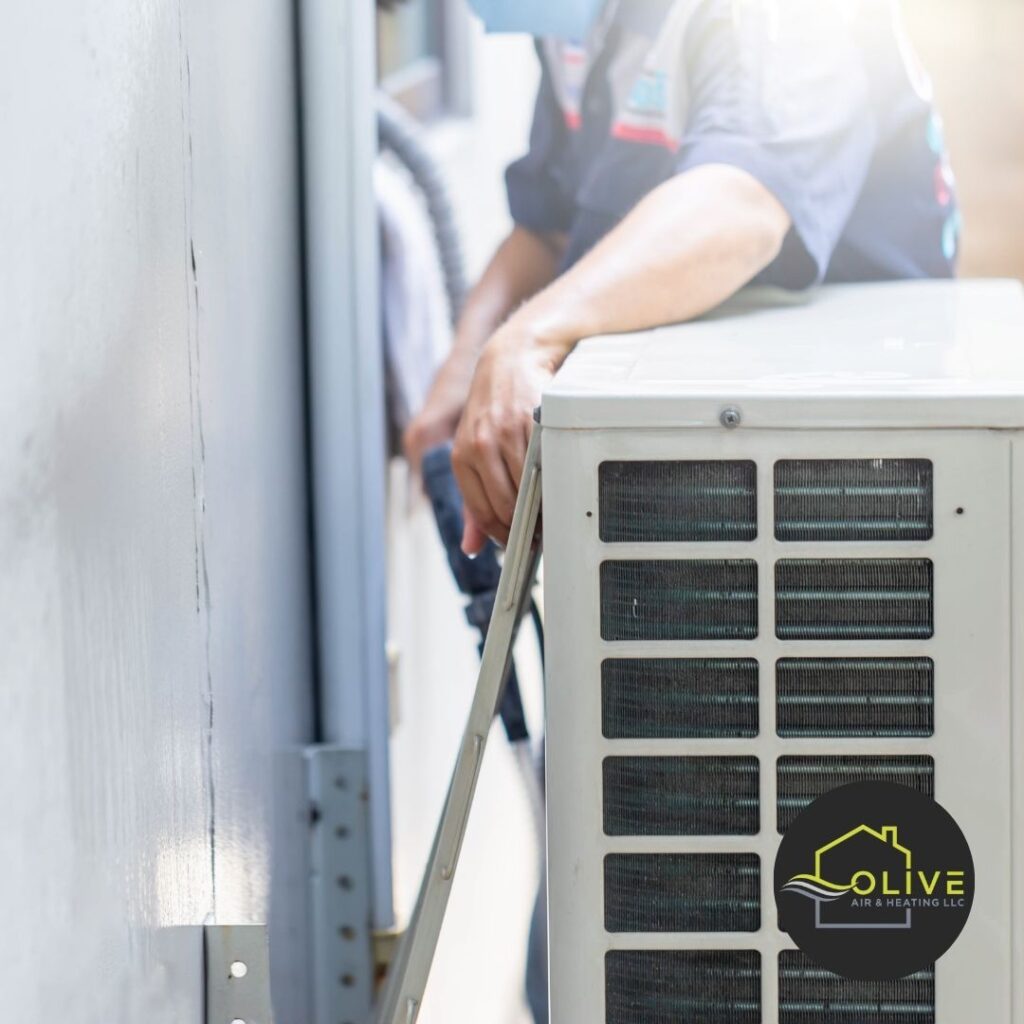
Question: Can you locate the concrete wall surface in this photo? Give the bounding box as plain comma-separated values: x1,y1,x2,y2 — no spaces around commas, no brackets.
0,2,314,1021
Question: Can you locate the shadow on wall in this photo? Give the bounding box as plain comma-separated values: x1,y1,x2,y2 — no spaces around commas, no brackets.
905,0,1024,280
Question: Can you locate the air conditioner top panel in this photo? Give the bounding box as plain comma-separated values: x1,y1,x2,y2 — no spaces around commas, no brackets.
542,279,1024,430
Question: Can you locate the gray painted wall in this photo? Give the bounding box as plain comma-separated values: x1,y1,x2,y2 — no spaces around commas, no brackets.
0,2,314,1020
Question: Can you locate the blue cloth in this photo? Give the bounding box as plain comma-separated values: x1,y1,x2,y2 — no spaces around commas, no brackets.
506,0,959,287
466,0,605,40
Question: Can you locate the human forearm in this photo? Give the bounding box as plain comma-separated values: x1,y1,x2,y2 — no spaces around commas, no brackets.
505,164,791,367
449,224,565,367
451,163,792,550
402,224,562,468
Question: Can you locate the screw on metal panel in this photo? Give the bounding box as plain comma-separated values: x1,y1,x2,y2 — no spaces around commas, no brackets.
720,407,742,429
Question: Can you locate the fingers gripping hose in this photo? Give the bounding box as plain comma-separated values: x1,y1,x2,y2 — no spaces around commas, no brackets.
382,99,546,811
378,96,541,740
422,443,532,743
380,90,548,1024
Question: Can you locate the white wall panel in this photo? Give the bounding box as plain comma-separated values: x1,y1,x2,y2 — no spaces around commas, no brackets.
0,2,313,1020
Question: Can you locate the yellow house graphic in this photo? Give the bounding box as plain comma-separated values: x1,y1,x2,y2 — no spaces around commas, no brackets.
815,824,912,879
783,824,915,929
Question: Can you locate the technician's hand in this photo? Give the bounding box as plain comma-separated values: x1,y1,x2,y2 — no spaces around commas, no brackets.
402,351,477,473
452,326,558,554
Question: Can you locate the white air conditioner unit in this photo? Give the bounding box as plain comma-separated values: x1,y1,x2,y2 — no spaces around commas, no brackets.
541,280,1024,1024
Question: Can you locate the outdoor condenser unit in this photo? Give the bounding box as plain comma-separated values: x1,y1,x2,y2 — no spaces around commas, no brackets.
541,280,1024,1024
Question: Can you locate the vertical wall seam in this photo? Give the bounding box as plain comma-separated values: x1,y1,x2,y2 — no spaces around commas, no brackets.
177,0,217,918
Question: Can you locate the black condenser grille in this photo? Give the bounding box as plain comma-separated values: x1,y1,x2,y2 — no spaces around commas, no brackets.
591,456,943,1022
776,658,934,738
602,658,758,739
775,559,933,640
601,560,758,641
779,951,935,1024
604,756,760,836
777,755,934,833
599,460,757,543
774,459,933,542
606,950,761,1024
604,853,760,932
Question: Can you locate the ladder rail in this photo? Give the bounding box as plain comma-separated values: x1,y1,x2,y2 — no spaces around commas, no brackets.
375,426,544,1024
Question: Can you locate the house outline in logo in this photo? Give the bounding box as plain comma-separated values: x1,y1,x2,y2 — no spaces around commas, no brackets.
782,824,914,930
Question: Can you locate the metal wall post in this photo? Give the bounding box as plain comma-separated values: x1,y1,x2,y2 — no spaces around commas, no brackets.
296,0,394,941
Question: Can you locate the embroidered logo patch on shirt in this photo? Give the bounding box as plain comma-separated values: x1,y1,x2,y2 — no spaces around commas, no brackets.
612,68,676,148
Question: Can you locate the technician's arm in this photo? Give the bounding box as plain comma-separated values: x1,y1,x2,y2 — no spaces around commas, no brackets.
453,162,792,552
402,225,565,469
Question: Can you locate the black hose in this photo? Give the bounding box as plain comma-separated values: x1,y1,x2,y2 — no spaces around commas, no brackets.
379,97,548,737
376,93,545,671
529,599,545,671
376,94,468,325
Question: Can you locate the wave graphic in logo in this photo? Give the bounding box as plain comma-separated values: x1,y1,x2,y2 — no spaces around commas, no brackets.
781,874,853,903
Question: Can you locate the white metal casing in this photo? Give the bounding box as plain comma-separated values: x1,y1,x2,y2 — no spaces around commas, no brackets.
543,279,1024,431
541,280,1024,1024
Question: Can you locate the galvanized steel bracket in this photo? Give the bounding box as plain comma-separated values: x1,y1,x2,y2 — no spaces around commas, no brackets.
307,746,375,1024
204,924,274,1024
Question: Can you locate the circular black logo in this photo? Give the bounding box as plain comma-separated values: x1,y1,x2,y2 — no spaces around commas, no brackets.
774,781,974,980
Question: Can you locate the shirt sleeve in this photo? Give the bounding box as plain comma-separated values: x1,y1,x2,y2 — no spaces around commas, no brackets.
505,44,576,235
675,0,878,288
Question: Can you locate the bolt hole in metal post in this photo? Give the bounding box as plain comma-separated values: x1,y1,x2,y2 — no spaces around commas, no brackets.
338,875,354,890
340,974,356,988
340,925,357,940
